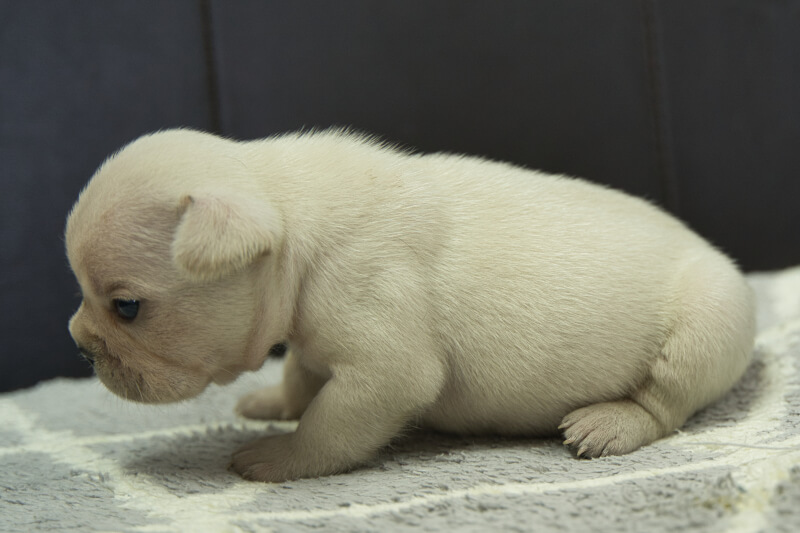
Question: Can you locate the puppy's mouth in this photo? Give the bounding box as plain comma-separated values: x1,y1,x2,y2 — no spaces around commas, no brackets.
75,337,107,369
78,346,98,367
85,345,212,404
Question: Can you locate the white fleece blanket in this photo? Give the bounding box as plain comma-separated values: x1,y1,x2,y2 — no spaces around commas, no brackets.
1,268,799,532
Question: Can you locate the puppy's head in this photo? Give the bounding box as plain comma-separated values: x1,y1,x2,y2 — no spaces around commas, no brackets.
66,130,283,403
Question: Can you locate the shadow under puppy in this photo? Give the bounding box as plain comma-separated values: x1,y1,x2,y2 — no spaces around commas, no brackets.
66,129,755,482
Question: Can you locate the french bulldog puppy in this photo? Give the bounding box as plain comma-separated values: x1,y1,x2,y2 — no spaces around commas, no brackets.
66,129,755,482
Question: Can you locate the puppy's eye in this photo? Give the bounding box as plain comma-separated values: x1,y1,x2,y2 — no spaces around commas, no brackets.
114,299,140,320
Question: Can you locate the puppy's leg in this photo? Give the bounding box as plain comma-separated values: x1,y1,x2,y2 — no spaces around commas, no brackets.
231,354,445,481
236,349,326,420
561,257,755,457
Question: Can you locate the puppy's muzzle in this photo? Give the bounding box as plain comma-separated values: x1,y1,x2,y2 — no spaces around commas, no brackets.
77,346,97,366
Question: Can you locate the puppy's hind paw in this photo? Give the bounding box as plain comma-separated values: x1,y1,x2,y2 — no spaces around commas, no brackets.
559,400,663,458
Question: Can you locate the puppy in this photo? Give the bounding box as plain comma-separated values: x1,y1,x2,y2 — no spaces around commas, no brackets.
66,129,755,482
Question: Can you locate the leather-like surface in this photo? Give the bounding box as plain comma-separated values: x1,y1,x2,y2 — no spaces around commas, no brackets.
0,0,214,390
2,0,798,391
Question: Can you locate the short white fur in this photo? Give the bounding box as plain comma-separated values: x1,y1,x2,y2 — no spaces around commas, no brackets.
66,129,756,481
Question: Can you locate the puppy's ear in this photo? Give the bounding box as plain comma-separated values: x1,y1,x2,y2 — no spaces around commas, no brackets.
172,191,282,282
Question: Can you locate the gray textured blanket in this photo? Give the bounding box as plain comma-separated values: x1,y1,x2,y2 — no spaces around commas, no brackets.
2,267,799,532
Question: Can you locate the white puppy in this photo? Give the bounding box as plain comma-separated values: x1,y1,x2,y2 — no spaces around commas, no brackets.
66,129,755,481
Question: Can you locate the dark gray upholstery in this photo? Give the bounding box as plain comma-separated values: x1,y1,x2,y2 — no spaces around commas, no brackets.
1,0,213,391
2,0,798,392
211,1,664,202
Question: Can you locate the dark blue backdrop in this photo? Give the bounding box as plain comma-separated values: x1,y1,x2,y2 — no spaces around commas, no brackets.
2,0,799,392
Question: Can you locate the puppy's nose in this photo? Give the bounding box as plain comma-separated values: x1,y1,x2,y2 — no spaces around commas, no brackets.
78,347,95,366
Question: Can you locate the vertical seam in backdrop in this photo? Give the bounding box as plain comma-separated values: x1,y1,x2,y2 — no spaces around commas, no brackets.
640,0,681,215
200,0,222,135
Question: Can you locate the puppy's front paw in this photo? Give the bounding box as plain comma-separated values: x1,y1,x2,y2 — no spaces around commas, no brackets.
230,433,298,482
236,386,288,420
559,400,662,458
